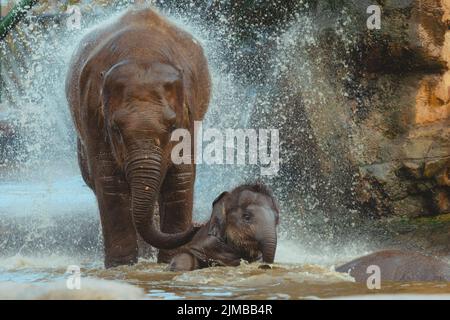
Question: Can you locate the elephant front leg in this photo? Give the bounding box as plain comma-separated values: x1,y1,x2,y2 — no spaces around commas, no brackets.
92,154,138,268
157,164,195,263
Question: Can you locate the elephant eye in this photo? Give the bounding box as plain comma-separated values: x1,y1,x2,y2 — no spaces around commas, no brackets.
242,212,252,222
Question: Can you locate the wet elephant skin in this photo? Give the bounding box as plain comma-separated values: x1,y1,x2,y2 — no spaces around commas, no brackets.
66,7,211,267
169,183,280,271
336,250,450,282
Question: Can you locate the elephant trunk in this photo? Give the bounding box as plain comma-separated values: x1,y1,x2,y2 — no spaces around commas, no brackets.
126,144,196,249
258,226,277,263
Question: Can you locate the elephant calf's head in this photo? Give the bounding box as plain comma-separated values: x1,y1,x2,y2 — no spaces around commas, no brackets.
208,183,280,263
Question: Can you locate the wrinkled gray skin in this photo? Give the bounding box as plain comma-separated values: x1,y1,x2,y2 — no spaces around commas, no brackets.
336,250,450,282
168,184,280,271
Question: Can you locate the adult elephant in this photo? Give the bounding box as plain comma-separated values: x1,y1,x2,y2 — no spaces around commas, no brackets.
66,7,211,267
336,250,450,282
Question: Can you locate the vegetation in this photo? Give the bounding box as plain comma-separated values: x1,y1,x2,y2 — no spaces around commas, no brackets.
0,0,38,40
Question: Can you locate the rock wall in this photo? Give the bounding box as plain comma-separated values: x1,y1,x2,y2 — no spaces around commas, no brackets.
260,0,449,221
349,0,450,217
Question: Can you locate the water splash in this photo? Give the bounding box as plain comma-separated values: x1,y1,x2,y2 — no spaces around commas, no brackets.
0,1,372,259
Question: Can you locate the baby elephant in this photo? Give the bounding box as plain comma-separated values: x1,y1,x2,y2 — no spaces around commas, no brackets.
168,183,280,271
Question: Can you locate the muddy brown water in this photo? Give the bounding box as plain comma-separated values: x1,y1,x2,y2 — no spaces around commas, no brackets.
1,254,449,300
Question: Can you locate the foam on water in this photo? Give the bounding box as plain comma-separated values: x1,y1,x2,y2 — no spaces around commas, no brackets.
0,278,145,300
0,254,84,271
171,263,354,287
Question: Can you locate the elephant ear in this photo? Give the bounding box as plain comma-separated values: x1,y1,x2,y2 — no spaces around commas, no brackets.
271,196,280,226
208,191,230,240
161,66,186,128
100,61,132,119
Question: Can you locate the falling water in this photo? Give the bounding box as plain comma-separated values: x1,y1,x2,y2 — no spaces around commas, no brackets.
0,0,369,265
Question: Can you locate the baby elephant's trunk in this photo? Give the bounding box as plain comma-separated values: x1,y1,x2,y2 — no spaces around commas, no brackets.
259,227,277,263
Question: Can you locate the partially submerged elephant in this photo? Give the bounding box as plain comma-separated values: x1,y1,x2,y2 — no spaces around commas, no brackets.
336,250,450,282
66,7,211,267
169,183,280,271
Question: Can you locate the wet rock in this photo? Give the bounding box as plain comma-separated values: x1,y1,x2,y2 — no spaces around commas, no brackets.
295,0,450,218
392,195,429,217
401,161,423,179
432,189,450,214
424,158,449,178
242,0,450,220
360,163,396,184
436,167,450,186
